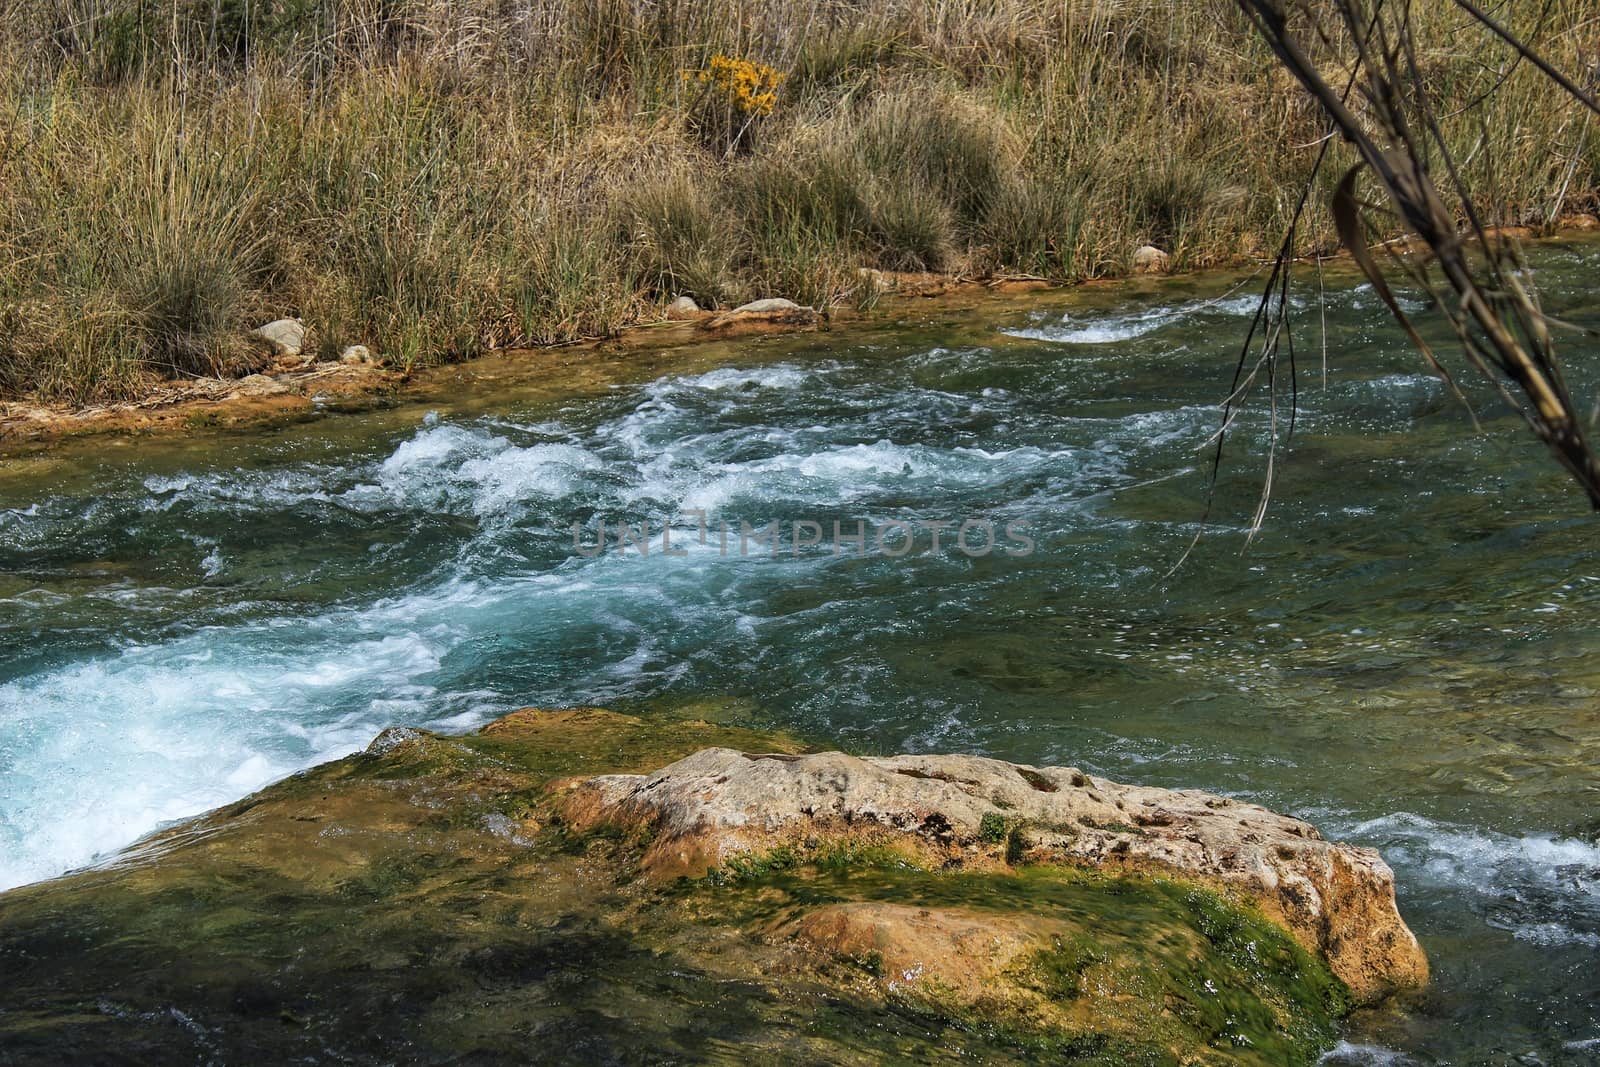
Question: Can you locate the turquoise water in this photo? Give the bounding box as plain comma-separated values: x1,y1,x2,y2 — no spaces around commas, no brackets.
3,249,1599,1063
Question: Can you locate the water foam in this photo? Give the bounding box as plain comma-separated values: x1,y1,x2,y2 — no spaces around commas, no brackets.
660,365,813,392
7,440,973,891
0,581,511,890
1317,1042,1418,1066
369,425,603,517
1006,305,1185,344
1004,292,1287,345
0,329,1494,898
2,398,1110,890
1341,812,1600,948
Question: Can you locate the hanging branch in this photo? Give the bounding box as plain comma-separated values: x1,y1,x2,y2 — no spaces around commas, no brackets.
1228,0,1600,511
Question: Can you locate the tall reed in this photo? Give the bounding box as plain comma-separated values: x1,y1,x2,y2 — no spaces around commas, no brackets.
0,0,1593,400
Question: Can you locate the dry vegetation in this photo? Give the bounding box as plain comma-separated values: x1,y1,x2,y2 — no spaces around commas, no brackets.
0,0,1595,402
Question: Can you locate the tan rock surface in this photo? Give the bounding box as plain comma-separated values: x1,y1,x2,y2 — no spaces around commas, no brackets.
699,298,820,337
558,746,1428,1003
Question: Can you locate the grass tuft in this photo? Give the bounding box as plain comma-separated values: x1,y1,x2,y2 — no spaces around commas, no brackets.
623,171,742,310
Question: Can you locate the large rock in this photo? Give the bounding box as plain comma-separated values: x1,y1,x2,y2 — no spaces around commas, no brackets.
1133,245,1171,274
0,709,1367,1065
665,295,704,320
558,747,1428,1003
698,297,819,337
729,297,804,314
252,318,307,359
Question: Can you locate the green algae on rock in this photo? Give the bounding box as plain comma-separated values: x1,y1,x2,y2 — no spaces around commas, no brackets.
0,708,1418,1065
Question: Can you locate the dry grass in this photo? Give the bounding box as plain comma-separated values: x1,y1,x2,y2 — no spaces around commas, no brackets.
0,0,1595,401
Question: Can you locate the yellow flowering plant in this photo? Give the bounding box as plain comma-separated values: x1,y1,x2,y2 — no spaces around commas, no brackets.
683,54,785,156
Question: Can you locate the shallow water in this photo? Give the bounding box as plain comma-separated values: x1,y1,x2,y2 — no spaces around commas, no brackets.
3,248,1599,1063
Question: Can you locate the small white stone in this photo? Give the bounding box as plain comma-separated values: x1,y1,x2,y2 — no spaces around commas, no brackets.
666,296,701,320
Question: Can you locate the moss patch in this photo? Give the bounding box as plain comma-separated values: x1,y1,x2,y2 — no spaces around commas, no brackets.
693,862,1347,1066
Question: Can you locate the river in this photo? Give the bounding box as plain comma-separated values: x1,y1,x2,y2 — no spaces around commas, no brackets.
2,249,1598,1063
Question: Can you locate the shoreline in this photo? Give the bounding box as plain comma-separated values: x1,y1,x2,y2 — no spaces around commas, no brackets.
0,269,1038,453
3,223,1597,456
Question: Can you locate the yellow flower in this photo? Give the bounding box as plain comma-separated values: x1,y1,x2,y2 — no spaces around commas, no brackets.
691,54,785,117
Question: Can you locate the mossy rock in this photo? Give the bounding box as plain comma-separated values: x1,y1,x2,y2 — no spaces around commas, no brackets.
0,708,1351,1065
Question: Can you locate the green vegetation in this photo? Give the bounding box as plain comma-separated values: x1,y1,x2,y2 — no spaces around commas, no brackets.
0,0,1594,401
703,838,922,885
712,862,1351,1065
979,811,1013,844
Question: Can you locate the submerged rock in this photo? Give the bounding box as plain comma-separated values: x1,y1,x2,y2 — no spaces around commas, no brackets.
0,707,1418,1065
557,747,1427,1002
783,901,1056,1001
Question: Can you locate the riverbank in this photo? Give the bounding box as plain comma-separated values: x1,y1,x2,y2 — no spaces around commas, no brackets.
0,705,1424,1064
7,219,1600,455
0,270,1001,449
2,0,1596,406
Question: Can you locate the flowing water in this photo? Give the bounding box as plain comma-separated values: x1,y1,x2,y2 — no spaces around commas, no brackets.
3,248,1600,1064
